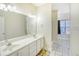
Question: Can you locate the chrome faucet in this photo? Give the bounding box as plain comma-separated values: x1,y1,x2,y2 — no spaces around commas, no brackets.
33,33,36,38
6,42,12,46
5,38,12,46
3,32,12,46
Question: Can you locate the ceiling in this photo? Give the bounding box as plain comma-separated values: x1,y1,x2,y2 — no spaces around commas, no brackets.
52,3,70,14
32,3,46,7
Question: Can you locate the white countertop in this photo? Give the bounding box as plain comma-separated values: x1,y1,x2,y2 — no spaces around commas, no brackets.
0,34,43,56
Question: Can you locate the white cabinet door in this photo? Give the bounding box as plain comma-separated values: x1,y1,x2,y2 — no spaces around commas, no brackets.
0,16,5,41
8,52,18,56
18,46,29,56
29,41,37,56
40,38,44,49
36,39,41,54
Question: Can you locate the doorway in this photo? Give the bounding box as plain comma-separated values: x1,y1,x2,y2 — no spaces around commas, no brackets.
51,3,70,56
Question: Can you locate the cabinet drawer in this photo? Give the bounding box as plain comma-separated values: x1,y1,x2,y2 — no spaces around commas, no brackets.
18,46,29,56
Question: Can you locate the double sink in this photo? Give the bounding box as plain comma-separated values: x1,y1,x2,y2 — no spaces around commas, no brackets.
0,35,38,56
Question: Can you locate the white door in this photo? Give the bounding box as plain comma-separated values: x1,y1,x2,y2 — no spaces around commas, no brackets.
0,16,5,41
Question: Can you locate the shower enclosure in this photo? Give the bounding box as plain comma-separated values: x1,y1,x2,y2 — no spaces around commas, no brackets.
52,20,70,56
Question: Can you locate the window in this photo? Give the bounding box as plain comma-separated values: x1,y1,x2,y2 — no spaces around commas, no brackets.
60,20,70,34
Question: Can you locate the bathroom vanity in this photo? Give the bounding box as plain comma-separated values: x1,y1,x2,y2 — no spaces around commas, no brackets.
0,34,44,56
0,6,42,56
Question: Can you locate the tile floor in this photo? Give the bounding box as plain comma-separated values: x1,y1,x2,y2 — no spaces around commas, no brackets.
50,34,70,56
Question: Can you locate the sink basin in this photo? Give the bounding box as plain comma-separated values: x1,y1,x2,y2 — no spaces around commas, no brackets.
1,44,20,52
1,39,28,52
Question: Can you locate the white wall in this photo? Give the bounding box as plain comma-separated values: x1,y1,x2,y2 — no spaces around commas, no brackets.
37,4,52,52
70,4,79,55
52,4,70,21
58,13,70,20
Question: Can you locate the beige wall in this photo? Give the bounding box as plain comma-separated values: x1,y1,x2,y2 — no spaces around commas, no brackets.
52,10,58,43
15,3,38,15
0,10,5,41
70,4,79,55
37,4,52,52
5,11,26,39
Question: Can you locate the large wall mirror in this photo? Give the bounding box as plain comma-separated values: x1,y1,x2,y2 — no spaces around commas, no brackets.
0,9,37,42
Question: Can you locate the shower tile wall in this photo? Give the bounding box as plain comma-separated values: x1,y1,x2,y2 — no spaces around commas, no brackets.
52,35,70,56
52,20,70,56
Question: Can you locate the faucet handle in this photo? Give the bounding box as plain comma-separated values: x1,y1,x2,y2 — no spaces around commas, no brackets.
2,33,6,35
7,42,12,46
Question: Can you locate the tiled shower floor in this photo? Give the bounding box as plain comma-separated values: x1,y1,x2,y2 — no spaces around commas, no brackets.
50,34,70,56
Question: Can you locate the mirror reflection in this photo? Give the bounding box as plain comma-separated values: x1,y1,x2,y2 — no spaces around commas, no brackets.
0,4,37,42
